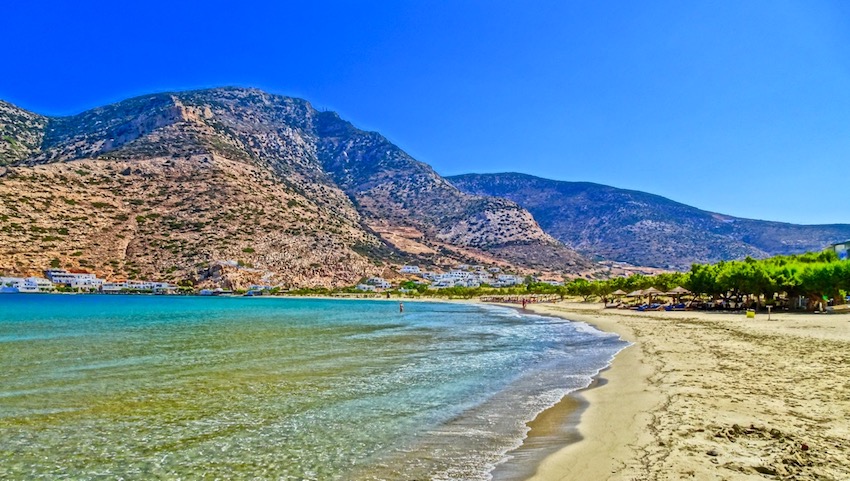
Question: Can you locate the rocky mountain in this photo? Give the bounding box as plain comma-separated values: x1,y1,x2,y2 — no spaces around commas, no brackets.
448,173,850,269
0,88,589,287
0,101,47,164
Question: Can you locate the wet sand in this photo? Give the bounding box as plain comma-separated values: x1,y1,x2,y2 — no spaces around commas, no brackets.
491,380,590,481
517,302,850,481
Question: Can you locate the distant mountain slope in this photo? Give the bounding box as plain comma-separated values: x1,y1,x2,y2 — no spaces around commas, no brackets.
448,173,850,269
0,101,47,164
0,89,590,285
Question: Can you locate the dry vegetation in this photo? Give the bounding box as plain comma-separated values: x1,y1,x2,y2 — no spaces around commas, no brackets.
0,156,382,288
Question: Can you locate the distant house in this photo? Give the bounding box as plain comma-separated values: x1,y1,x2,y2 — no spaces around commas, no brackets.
2,276,55,293
101,280,175,293
45,268,104,290
355,284,376,292
495,274,524,287
399,265,421,274
829,241,850,260
0,277,24,293
428,270,483,288
366,277,392,289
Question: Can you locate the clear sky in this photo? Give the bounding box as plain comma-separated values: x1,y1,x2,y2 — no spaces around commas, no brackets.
2,1,848,224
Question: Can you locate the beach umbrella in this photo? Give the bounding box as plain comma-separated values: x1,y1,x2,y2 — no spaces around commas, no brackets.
665,286,691,303
642,287,663,303
611,289,627,297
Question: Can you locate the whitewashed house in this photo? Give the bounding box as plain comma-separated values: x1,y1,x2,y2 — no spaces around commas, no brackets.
430,270,482,288
399,265,421,274
494,274,525,287
366,277,392,289
0,276,24,293
45,269,104,290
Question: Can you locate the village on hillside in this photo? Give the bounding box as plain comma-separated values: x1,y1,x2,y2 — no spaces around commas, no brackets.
354,264,564,293
0,263,564,296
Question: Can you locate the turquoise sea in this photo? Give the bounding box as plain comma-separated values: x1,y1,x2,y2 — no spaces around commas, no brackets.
0,294,627,480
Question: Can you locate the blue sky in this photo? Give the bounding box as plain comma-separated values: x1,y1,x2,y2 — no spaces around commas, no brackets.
2,1,848,224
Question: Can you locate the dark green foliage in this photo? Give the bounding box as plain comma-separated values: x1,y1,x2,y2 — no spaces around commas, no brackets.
574,251,849,309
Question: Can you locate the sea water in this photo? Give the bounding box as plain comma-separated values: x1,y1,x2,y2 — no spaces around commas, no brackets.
0,295,627,480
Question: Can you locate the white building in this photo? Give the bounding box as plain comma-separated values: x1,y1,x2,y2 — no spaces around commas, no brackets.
0,276,24,293
101,280,174,293
399,265,421,274
366,277,392,289
493,274,525,287
26,277,55,292
1,276,55,293
429,270,483,288
355,284,376,292
45,269,104,290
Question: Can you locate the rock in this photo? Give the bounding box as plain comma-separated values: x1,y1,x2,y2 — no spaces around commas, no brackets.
707,449,719,456
754,465,777,476
801,443,809,451
119,167,132,176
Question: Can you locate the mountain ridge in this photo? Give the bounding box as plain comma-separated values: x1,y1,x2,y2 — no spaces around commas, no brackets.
448,172,850,269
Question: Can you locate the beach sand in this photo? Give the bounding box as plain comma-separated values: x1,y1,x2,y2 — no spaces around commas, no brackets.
519,302,850,481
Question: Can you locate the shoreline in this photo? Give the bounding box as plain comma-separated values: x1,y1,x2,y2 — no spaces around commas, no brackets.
514,302,850,481
490,375,597,481
480,300,649,481
499,303,660,481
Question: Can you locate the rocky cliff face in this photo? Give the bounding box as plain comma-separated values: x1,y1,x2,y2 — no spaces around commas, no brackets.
449,173,850,269
0,88,590,286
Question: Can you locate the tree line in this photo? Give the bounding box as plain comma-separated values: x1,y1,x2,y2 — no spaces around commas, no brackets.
563,251,849,309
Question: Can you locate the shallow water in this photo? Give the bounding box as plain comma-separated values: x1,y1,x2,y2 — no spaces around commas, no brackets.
0,295,626,480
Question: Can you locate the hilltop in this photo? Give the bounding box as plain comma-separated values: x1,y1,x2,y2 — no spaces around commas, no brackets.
448,173,850,269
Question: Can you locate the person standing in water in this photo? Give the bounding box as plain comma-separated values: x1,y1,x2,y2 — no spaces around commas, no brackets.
399,301,404,313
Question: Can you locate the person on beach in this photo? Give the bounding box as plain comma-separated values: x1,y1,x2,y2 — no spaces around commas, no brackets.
521,298,527,309
399,301,404,313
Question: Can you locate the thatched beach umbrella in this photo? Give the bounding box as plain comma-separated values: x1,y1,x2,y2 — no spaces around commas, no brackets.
612,289,627,297
642,286,663,303
665,286,691,303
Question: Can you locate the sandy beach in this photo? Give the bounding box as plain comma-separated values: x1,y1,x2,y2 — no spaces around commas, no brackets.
519,302,850,481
